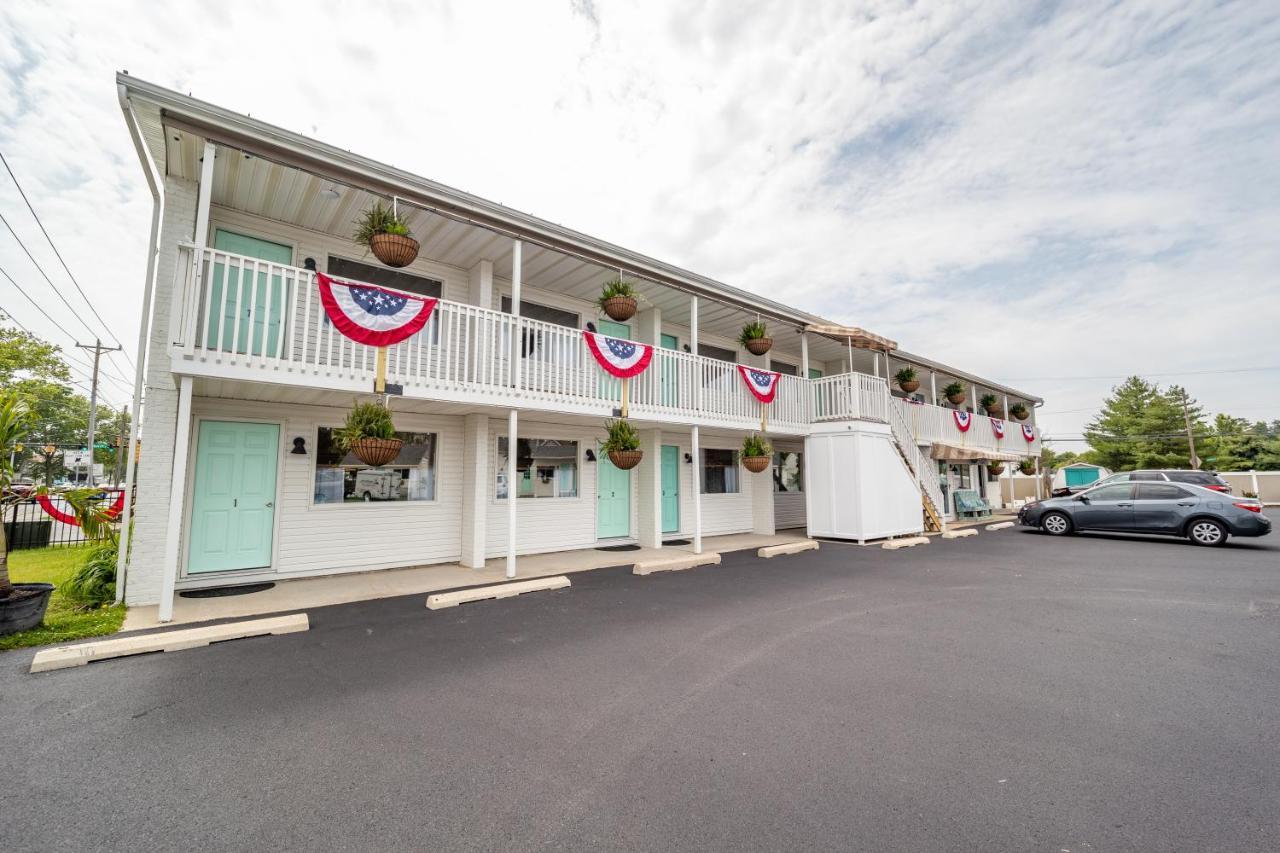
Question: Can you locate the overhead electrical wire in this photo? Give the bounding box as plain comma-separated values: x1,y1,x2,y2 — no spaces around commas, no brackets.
1001,366,1280,382
0,149,136,371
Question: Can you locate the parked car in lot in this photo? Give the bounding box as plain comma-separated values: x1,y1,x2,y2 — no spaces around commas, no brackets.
1090,469,1233,494
1019,481,1271,546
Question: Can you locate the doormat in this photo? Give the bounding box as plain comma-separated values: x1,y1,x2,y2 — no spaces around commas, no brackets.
595,544,641,552
663,538,691,546
180,582,276,599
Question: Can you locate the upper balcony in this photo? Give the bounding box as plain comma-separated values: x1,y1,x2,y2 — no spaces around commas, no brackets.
167,243,1041,453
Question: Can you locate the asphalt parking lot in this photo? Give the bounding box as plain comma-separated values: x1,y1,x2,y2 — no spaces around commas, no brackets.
3,526,1278,852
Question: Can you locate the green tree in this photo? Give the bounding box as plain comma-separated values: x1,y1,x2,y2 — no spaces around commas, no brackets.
1203,415,1280,471
1083,377,1207,470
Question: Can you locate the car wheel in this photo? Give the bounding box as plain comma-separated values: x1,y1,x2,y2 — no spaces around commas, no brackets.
1187,518,1226,547
363,491,373,502
1041,512,1072,536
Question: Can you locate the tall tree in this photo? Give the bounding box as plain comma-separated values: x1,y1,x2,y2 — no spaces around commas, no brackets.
1084,377,1207,470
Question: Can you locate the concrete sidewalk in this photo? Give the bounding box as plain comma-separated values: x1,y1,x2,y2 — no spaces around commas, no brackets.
122,531,810,631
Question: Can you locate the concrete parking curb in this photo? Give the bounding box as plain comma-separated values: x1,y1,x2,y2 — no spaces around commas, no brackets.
758,540,819,558
942,529,978,539
633,553,721,575
986,521,1015,530
883,536,930,550
30,614,309,673
426,576,570,609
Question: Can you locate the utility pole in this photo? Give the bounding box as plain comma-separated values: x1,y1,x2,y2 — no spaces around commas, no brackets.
75,339,123,487
1181,388,1199,470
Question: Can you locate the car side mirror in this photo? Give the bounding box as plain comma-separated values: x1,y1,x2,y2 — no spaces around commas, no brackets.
1073,494,1089,503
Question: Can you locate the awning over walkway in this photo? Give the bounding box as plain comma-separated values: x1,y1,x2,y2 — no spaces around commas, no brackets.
929,444,1026,462
804,323,897,352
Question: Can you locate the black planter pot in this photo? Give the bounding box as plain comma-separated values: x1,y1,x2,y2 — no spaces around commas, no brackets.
0,583,56,637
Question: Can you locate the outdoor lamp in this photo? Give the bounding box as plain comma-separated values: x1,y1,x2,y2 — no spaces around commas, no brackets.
585,449,596,462
291,436,307,455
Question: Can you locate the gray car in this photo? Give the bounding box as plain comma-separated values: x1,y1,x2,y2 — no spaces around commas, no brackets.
1018,481,1271,546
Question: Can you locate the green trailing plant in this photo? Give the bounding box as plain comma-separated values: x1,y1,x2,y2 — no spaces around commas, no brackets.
336,401,397,450
0,390,36,599
943,381,966,399
738,320,768,346
353,201,412,247
1009,402,1029,419
63,542,118,609
980,393,999,412
597,277,638,308
1019,458,1036,475
742,433,772,458
894,366,917,384
602,419,641,453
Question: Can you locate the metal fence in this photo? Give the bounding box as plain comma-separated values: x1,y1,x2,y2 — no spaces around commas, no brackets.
3,494,122,552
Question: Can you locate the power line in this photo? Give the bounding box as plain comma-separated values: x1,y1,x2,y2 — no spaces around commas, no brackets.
0,150,136,371
1001,366,1280,382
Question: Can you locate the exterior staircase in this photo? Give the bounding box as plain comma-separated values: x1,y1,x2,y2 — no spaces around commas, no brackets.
883,386,947,533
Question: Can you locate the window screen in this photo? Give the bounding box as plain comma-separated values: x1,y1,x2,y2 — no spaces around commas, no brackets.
326,256,442,298
500,297,579,329
701,448,739,494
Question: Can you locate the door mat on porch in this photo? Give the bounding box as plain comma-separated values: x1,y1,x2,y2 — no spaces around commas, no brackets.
595,544,642,552
180,582,276,599
662,538,691,546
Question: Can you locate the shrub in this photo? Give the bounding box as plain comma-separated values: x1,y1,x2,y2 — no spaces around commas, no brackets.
742,433,772,458
63,542,118,609
602,419,641,453
336,401,396,450
353,201,412,247
738,320,768,345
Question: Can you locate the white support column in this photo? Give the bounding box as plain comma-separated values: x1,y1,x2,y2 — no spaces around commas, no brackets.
872,351,880,378
691,425,702,554
636,305,662,346
509,240,522,390
193,141,215,243
750,460,775,536
460,413,489,569
1003,394,1010,420
930,371,938,406
468,259,493,308
800,332,810,376
637,428,663,549
505,409,518,578
157,375,194,623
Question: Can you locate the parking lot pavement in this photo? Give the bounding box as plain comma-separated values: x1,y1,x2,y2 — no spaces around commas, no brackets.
3,528,1278,852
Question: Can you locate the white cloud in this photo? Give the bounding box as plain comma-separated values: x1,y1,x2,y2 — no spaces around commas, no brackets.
0,0,1276,438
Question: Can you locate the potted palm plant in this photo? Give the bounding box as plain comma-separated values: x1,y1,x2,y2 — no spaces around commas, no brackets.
602,418,642,469
741,433,772,473
739,320,772,356
980,393,1001,417
337,400,403,467
944,381,967,406
1009,402,1030,421
598,277,639,322
0,391,56,637
1019,458,1036,475
895,366,920,394
354,201,419,268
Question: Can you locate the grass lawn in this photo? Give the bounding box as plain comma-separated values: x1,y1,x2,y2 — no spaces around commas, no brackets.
0,546,126,652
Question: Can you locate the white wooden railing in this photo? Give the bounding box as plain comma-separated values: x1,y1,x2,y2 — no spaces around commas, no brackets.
886,394,946,523
891,398,1040,455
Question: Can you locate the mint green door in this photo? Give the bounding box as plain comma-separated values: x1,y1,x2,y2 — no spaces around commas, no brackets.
188,421,279,574
661,444,679,533
597,320,631,403
596,453,631,539
206,230,293,357
660,333,679,407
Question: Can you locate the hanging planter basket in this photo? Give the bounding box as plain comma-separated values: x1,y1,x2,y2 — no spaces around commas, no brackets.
351,437,403,467
608,449,643,470
369,233,420,268
742,455,771,474
947,393,966,406
1011,407,1029,421
601,296,637,322
744,337,772,356
985,405,1004,418
899,379,920,393
987,462,1005,476
1019,459,1036,475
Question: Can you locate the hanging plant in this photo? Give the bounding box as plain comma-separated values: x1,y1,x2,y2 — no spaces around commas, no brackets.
354,201,419,268
987,461,1005,477
598,277,638,322
895,366,920,394
741,433,773,473
1010,402,1030,421
1019,458,1036,475
980,393,1001,417
602,418,642,469
337,400,402,467
738,319,772,356
943,381,967,406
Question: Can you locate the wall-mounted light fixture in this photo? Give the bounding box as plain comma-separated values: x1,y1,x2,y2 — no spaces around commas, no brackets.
291,437,307,455
585,321,597,334
303,257,317,271
585,449,596,462
684,452,693,464
319,185,342,200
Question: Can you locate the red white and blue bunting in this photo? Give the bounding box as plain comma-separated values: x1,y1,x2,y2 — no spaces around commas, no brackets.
991,418,1005,439
316,272,437,347
952,410,972,432
737,365,782,404
582,331,654,378
1022,424,1037,442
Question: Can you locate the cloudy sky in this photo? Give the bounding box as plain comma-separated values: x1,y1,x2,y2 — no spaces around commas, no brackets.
1,0,1277,445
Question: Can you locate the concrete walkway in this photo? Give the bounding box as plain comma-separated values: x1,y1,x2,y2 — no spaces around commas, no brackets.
121,531,810,631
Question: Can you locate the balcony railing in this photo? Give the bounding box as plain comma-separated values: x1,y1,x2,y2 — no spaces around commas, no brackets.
168,243,1040,453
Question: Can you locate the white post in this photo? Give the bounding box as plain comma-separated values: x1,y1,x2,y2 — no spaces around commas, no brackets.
689,296,699,412
506,409,518,579
1250,470,1259,497
460,413,489,569
691,425,702,554
800,332,809,376
930,371,938,406
1003,394,1009,421
157,375,194,623
509,240,522,390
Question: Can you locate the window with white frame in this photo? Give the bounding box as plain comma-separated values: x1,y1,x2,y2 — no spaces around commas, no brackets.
496,437,579,499
773,451,803,493
313,429,436,503
701,448,739,494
